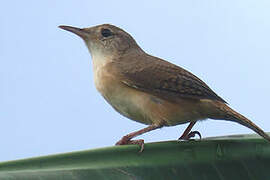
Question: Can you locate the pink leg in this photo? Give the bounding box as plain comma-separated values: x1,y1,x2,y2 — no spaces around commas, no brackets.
179,121,201,140
116,124,162,152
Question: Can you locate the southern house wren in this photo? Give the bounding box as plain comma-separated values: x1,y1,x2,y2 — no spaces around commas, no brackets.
59,24,270,151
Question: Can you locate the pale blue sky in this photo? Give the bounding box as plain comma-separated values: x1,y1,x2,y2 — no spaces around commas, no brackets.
1,1,270,161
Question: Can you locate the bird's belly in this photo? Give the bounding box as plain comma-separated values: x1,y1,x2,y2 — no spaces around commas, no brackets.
102,82,154,125
93,69,149,124
94,70,206,126
106,88,206,126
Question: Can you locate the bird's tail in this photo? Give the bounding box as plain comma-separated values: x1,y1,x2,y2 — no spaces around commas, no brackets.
212,101,270,142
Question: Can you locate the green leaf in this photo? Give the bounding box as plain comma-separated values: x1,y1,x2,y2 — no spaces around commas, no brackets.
0,133,270,180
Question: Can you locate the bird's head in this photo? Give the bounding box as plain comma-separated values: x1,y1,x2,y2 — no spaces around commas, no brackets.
59,24,142,59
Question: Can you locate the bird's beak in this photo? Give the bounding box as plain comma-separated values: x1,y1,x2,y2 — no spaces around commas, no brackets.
59,25,88,39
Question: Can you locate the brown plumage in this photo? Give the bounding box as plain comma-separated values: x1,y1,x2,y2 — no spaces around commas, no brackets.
59,24,270,151
113,53,226,103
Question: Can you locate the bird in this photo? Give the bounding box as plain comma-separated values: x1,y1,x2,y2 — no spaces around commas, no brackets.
59,24,270,152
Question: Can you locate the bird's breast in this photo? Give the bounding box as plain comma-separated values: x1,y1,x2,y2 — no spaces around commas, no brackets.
92,62,157,124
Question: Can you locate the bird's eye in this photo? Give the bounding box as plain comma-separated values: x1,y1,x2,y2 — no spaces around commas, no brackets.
101,28,112,37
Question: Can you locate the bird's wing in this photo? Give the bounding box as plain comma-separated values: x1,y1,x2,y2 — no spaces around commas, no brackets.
111,53,226,103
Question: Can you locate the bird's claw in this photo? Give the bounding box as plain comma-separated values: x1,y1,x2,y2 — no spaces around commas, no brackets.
179,130,202,140
116,136,145,152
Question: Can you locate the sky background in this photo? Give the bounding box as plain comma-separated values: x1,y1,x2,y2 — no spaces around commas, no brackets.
1,1,270,161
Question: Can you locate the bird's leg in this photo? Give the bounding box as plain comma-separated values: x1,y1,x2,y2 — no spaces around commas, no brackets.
178,121,201,140
116,124,162,152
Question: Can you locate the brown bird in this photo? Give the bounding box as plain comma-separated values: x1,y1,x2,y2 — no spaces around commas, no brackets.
59,24,270,151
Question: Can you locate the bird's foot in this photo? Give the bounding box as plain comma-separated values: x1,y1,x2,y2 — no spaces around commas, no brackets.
178,130,202,140
116,136,145,152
